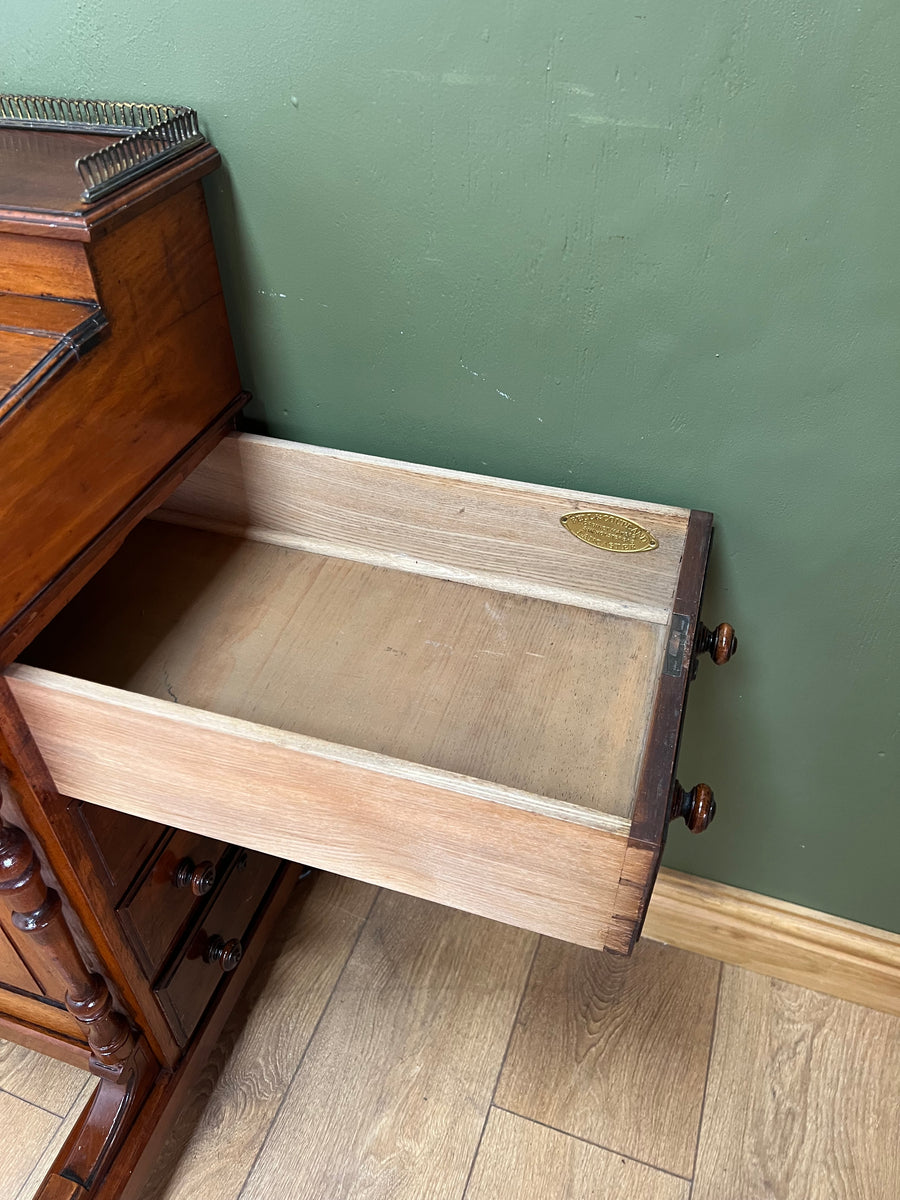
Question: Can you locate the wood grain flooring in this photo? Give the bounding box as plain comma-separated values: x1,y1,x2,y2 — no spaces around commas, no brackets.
0,1047,96,1200
0,1038,86,1114
239,887,537,1200
466,1108,690,1200
3,873,898,1199
494,937,720,1177
140,872,379,1200
693,967,900,1200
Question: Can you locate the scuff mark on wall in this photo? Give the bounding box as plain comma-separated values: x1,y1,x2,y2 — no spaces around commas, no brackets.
568,112,664,129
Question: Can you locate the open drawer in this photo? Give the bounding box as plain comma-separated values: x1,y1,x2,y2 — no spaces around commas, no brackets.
4,433,733,953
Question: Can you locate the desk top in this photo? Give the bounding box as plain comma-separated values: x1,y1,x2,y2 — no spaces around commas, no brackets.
0,95,217,238
0,127,122,215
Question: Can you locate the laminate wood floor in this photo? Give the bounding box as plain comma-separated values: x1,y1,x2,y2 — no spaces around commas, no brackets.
4,872,899,1199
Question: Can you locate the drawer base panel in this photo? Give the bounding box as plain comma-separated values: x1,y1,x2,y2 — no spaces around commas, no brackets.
22,520,665,821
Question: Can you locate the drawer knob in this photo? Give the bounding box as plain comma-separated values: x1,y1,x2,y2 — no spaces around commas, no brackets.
204,935,243,973
670,781,716,833
697,622,738,666
174,859,217,897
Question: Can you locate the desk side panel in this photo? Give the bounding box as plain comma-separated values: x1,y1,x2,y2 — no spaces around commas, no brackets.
0,181,241,657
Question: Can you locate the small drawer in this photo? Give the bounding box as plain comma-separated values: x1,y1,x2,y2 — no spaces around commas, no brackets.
71,799,166,906
154,848,281,1043
118,829,228,976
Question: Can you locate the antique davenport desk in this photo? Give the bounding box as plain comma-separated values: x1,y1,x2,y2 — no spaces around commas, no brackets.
0,97,735,1199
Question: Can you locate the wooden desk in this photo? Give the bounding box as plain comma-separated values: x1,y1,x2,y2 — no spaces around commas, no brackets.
0,96,735,1199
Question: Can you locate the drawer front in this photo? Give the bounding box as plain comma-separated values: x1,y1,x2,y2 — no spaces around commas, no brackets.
118,829,228,977
71,799,166,905
154,849,281,1043
7,668,635,951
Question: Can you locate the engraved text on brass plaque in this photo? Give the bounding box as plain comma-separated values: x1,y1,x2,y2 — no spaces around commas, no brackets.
560,511,659,553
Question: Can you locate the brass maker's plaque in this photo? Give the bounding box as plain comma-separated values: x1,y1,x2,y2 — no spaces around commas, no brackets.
560,511,659,553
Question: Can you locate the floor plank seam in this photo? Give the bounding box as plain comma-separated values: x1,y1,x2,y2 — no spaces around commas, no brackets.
234,886,381,1200
490,1105,693,1183
459,935,541,1200
60,1076,94,1122
0,1083,68,1120
687,961,724,1197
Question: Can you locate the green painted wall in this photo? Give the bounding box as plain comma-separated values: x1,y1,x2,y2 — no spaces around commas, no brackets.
7,2,898,930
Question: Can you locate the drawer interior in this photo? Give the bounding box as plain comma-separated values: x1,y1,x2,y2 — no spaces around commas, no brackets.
6,434,698,951
22,519,666,822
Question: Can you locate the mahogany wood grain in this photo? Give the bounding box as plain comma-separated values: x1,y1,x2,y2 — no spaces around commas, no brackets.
1,393,245,667
0,142,222,241
0,127,119,215
71,801,166,906
669,780,716,832
0,292,105,415
0,772,162,1196
32,1175,83,1200
0,233,94,299
154,851,282,1043
46,1038,157,1193
50,866,303,1200
696,620,738,667
495,938,720,1177
0,917,40,991
467,1108,690,1200
693,968,900,1200
0,986,84,1043
0,327,110,417
0,1010,90,1069
0,291,99,335
0,779,134,1069
0,328,58,393
118,829,227,976
0,678,180,1066
0,122,306,1200
0,902,71,1000
0,179,241,651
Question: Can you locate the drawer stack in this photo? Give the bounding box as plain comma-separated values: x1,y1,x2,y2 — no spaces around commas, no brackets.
73,801,282,1045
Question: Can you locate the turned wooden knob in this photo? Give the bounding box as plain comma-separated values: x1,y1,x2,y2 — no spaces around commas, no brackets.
670,782,716,833
174,858,217,897
205,935,243,973
697,622,737,665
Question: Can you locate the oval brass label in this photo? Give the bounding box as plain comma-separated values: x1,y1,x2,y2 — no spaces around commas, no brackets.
560,511,659,553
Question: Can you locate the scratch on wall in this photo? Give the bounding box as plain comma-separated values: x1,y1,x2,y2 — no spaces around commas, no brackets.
569,112,664,129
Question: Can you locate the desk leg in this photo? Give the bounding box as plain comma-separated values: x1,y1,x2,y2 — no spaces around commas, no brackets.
0,709,158,1193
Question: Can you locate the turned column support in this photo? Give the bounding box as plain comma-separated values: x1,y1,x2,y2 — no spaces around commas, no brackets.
0,773,135,1071
0,686,161,1194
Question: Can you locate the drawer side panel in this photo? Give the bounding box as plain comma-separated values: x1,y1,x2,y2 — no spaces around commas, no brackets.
156,433,690,623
